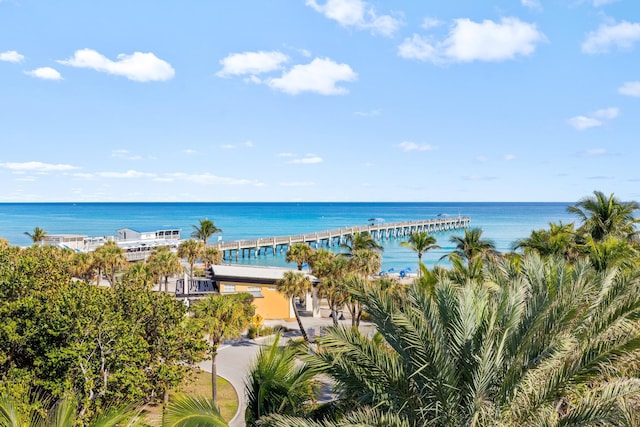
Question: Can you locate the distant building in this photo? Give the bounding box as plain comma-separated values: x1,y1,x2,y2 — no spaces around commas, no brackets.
175,264,320,321
44,227,182,262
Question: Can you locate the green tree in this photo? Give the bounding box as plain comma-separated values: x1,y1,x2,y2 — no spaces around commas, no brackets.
191,219,222,246
123,262,155,289
202,247,222,269
177,240,204,280
276,271,313,343
92,241,127,286
444,227,497,264
341,231,383,254
69,252,95,283
244,333,317,426
285,243,313,271
568,190,640,242
161,395,228,427
311,251,349,326
512,221,578,260
193,294,254,406
270,254,640,426
23,227,47,246
148,247,183,293
400,231,440,277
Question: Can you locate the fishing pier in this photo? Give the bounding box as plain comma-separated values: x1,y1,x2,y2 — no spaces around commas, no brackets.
211,216,471,261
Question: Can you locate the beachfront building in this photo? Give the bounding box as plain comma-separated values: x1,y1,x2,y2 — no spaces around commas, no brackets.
175,264,319,321
45,227,182,262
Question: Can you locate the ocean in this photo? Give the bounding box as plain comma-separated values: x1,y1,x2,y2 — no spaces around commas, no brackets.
0,202,576,271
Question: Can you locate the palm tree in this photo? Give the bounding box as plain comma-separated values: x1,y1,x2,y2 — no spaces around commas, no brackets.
341,231,383,253
400,231,440,277
69,252,95,283
512,221,578,260
193,294,253,406
311,251,349,325
568,190,640,241
177,239,204,279
244,333,317,426
202,247,222,269
123,262,155,288
161,395,228,427
284,254,640,426
92,240,127,286
444,227,497,264
191,218,222,246
276,271,313,343
24,227,47,245
285,243,313,271
148,246,183,293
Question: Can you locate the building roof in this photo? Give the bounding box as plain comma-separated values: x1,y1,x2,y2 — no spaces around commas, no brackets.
211,264,318,284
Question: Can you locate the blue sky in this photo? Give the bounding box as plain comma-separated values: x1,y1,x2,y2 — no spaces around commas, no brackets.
1,0,639,202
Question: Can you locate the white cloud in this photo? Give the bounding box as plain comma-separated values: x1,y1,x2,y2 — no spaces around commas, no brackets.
24,67,62,80
592,107,619,119
422,18,442,30
111,149,142,160
397,141,435,152
475,155,489,163
504,154,517,161
0,50,24,63
592,0,619,6
279,181,316,187
216,51,289,77
243,141,254,148
618,81,640,97
58,48,175,82
568,116,602,130
568,107,619,130
183,149,196,154
306,0,402,37
398,17,545,63
267,58,357,95
288,156,324,164
0,161,77,171
354,109,382,117
168,172,263,186
220,144,235,149
580,148,608,156
582,21,640,54
97,170,156,179
521,0,542,10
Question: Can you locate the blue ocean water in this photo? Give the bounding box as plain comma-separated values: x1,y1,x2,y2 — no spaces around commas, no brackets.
0,202,576,271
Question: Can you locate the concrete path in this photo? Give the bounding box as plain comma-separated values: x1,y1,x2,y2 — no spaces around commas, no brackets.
199,316,372,427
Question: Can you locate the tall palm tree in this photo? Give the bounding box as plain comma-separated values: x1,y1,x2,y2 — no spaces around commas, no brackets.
24,227,47,245
285,243,313,271
177,239,204,279
191,218,222,246
276,271,313,343
148,246,183,292
69,252,95,283
193,294,253,406
244,333,317,426
400,231,440,277
284,254,640,427
92,240,127,286
444,227,497,264
568,190,640,242
311,250,349,325
341,231,383,254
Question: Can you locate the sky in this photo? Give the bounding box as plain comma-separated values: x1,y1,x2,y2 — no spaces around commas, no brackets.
1,0,639,203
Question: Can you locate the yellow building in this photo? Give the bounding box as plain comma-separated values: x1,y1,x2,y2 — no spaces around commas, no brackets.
175,264,318,321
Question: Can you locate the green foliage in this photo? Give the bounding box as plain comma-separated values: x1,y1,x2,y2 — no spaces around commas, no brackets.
0,244,207,421
161,395,228,427
190,218,222,246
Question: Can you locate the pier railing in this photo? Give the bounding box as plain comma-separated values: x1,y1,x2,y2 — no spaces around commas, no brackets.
210,216,470,260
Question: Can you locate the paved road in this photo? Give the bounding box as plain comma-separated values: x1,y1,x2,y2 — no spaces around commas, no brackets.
199,316,370,427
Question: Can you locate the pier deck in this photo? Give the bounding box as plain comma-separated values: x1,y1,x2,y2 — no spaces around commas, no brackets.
211,216,470,260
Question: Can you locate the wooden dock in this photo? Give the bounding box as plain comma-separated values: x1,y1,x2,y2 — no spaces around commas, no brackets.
211,216,470,260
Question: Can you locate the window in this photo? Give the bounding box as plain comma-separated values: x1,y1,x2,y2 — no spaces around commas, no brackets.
247,286,261,292
222,284,236,293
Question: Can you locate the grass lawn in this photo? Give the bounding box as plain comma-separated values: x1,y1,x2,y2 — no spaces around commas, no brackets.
144,371,239,425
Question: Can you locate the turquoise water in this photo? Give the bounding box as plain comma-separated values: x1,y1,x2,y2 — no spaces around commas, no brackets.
0,202,576,270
